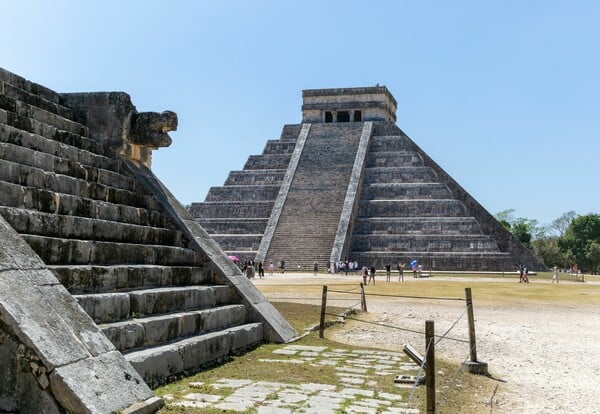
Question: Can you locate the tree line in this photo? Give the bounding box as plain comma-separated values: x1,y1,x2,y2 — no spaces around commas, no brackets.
495,210,600,274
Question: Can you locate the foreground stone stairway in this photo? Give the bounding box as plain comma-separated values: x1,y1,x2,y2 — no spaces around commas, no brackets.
264,123,365,270
0,68,292,402
190,125,301,261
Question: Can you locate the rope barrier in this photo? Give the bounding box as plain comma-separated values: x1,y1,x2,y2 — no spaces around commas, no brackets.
327,288,362,295
340,315,468,343
267,297,359,301
363,292,465,301
436,309,466,345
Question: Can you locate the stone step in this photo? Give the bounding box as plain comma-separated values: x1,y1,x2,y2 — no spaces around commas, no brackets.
244,154,292,170
352,217,483,235
74,285,233,323
50,265,211,295
0,108,107,156
0,67,61,104
358,199,467,217
361,182,452,200
0,157,139,197
351,234,501,252
125,322,263,387
190,201,275,219
224,169,286,186
363,166,438,183
101,304,248,352
0,93,87,136
22,235,202,266
0,207,185,247
0,124,124,174
1,80,72,120
197,218,268,235
205,185,280,202
0,181,166,227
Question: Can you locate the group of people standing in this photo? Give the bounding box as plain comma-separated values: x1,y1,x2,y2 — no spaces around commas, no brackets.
239,259,286,279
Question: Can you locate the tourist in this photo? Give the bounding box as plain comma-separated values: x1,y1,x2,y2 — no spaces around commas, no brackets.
349,260,354,273
362,266,368,285
523,266,529,283
552,266,559,284
397,262,405,282
353,260,358,274
258,261,264,279
268,260,274,276
385,264,391,282
246,261,254,279
344,259,349,276
368,266,376,285
313,261,318,276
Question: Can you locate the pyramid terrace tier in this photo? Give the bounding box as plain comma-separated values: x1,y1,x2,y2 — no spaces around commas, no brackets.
361,182,453,200
351,234,502,253
369,135,416,151
262,140,298,154
189,201,275,219
211,234,263,252
365,150,424,168
197,218,269,234
352,217,487,235
351,251,514,271
362,166,439,184
205,185,281,202
223,169,287,185
358,199,468,217
243,153,292,170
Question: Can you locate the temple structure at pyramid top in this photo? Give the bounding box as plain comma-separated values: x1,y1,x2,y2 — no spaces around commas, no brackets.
190,86,545,272
302,86,397,123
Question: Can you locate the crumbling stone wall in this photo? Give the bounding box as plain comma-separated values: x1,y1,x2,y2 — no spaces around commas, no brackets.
0,321,62,413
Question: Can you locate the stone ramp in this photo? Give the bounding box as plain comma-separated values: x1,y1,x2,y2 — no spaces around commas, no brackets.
264,123,365,270
0,67,295,411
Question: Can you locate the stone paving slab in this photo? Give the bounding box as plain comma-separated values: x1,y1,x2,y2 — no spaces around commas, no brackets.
164,344,422,413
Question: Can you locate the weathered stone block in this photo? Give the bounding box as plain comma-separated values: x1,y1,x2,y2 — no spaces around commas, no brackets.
75,292,130,323
49,350,154,414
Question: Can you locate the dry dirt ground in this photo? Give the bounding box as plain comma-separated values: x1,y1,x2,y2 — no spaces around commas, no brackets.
255,273,600,413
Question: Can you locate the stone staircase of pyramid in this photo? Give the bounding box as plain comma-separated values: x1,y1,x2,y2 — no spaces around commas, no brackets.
190,125,301,261
348,122,514,270
264,123,364,270
0,68,286,392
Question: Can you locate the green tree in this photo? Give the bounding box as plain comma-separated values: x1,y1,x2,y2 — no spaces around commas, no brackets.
558,214,600,273
550,210,577,236
585,241,600,274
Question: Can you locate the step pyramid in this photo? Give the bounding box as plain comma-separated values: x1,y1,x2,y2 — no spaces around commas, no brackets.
0,67,295,413
190,86,545,272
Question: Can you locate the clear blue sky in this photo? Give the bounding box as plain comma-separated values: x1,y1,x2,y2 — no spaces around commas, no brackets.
2,1,598,226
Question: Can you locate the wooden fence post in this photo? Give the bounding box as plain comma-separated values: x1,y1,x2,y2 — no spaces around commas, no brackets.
465,287,478,363
425,320,435,414
319,285,328,338
463,287,488,375
360,282,367,312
